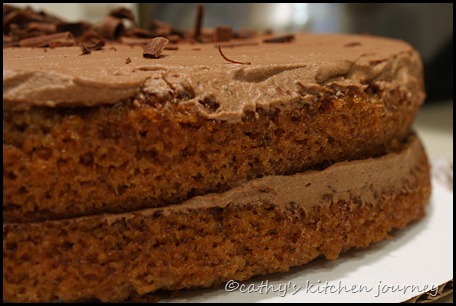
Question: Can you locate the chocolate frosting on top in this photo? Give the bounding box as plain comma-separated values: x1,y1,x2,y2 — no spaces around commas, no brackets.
3,33,424,121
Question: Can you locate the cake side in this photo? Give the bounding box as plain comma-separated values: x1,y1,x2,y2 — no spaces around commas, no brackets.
2,133,432,302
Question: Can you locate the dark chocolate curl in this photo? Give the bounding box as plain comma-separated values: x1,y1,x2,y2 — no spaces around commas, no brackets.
98,15,125,39
57,22,91,38
193,4,204,39
19,31,75,47
263,34,295,43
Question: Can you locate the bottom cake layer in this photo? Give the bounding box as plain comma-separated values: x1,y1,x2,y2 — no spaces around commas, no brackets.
2,132,431,302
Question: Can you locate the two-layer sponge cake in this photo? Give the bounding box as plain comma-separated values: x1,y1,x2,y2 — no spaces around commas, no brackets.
3,22,430,302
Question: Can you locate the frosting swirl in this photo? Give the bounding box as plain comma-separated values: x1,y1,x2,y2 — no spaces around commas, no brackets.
3,33,424,122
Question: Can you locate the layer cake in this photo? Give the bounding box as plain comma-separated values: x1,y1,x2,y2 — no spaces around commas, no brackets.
3,5,431,302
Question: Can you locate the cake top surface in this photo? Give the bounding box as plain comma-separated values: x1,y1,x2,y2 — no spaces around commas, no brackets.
3,32,422,121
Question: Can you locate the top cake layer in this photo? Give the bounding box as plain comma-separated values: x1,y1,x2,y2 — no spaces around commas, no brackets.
3,33,427,223
3,33,424,121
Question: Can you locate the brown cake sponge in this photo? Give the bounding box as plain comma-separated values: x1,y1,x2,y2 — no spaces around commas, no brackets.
3,133,431,302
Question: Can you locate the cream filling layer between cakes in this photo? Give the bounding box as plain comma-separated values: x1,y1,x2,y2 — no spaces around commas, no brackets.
4,131,427,226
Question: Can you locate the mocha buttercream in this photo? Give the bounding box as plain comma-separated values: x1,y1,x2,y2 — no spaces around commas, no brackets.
130,132,425,216
3,33,424,122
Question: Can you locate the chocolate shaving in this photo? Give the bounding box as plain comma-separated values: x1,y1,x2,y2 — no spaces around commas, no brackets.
98,15,125,39
3,5,64,35
143,37,169,58
3,4,19,17
3,9,44,33
193,4,204,40
3,39,20,48
3,34,14,46
215,26,232,42
344,41,361,47
263,34,295,43
19,31,75,47
56,22,90,38
79,42,90,55
48,41,72,48
125,57,132,64
79,30,104,44
79,38,105,55
4,4,294,55
2,5,143,48
84,40,105,51
218,45,250,65
9,23,44,40
27,22,57,35
92,40,105,50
